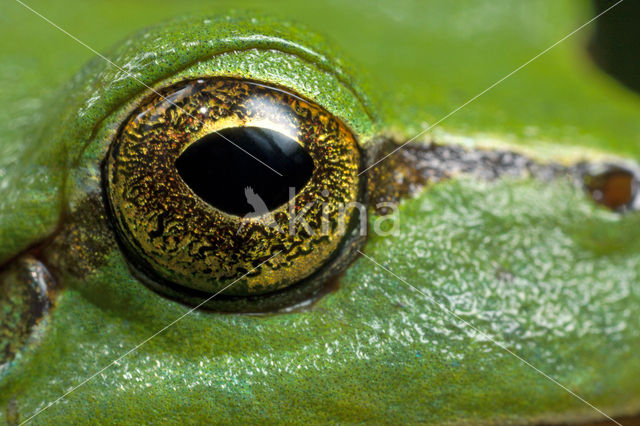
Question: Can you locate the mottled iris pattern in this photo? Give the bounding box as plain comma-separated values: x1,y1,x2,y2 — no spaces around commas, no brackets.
106,78,361,297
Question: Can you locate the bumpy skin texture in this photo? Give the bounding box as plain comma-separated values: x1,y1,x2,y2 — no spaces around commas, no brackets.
1,0,640,424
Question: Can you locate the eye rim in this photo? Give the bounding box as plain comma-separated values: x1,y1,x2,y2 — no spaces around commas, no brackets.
104,77,368,310
57,19,379,313
63,19,379,203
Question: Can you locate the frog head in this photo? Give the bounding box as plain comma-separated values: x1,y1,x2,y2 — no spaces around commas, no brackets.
1,3,640,424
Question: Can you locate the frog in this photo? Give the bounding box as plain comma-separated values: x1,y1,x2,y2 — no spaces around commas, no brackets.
1,0,640,424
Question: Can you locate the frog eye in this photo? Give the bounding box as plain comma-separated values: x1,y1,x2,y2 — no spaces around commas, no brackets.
104,78,364,309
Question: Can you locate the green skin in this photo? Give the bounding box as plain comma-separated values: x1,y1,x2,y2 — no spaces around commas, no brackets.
1,0,640,424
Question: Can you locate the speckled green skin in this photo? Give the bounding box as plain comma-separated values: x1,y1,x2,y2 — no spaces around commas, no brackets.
1,1,640,424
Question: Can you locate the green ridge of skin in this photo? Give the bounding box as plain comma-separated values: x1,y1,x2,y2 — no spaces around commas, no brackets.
1,0,640,423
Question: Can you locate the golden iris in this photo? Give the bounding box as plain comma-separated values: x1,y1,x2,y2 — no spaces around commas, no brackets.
105,78,363,302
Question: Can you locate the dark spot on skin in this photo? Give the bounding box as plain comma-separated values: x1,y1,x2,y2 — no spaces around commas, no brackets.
583,165,637,211
494,266,515,283
44,192,116,279
175,126,314,216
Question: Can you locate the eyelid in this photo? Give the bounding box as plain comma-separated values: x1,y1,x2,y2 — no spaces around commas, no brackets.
135,48,376,140
62,16,377,197
74,17,376,161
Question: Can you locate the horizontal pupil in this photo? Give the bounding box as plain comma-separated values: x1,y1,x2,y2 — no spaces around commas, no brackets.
175,126,314,216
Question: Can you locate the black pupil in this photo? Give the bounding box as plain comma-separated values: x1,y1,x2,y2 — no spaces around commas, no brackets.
175,127,314,216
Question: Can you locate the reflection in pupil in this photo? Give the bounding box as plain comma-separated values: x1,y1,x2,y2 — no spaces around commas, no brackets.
175,127,314,216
